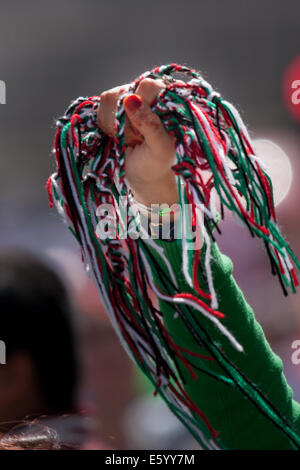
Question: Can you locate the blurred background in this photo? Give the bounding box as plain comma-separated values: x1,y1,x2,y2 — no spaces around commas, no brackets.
0,0,299,449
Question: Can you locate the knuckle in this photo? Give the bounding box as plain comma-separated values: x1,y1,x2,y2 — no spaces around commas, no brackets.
143,112,161,132
100,85,128,103
137,78,163,103
148,113,160,128
99,89,113,103
139,78,157,93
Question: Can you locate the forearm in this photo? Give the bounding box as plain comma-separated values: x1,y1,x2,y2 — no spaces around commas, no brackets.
49,74,300,450
146,237,300,449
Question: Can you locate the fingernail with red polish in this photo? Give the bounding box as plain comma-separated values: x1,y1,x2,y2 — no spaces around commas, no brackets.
123,94,142,113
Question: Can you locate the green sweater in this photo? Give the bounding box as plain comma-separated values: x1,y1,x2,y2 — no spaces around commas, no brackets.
146,237,300,450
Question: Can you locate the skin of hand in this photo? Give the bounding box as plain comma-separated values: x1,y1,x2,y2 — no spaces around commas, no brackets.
97,78,179,207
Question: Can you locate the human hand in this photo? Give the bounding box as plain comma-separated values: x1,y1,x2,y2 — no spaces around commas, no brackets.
97,78,178,207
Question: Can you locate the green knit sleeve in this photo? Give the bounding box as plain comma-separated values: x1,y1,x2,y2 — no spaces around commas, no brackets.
145,237,300,450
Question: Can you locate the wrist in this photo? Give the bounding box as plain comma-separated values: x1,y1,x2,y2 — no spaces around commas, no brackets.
125,172,178,208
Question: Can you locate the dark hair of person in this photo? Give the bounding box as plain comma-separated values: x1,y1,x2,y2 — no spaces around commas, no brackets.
0,426,61,450
0,249,78,414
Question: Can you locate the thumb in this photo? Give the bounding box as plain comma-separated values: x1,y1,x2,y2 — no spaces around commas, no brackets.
123,94,173,154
